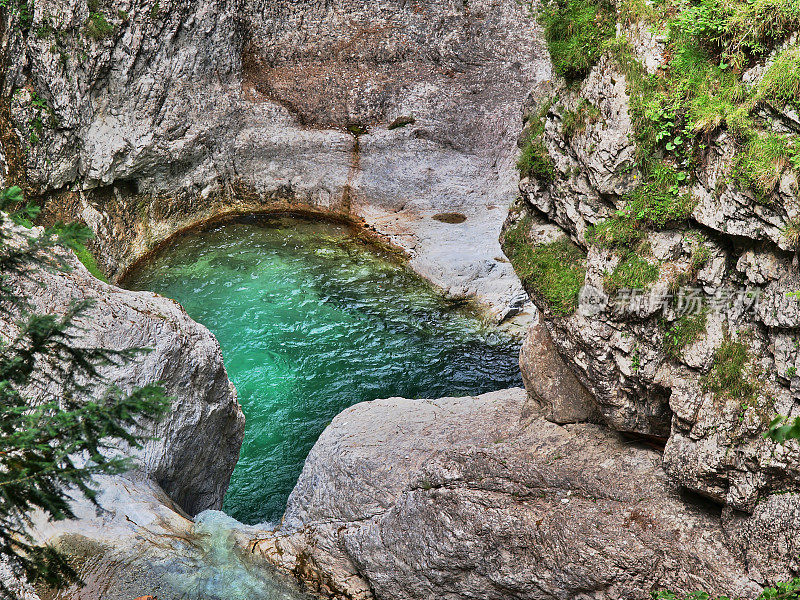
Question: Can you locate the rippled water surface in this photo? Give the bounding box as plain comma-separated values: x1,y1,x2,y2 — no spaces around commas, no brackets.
126,217,522,525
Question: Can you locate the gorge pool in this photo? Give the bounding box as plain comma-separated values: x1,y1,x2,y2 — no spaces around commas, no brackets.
125,216,523,525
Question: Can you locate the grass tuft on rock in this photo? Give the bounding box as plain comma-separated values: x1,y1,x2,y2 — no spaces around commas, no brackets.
503,216,587,316
85,11,115,39
562,99,602,139
538,0,616,81
663,311,707,359
517,101,556,181
604,253,659,293
72,243,108,283
703,338,757,402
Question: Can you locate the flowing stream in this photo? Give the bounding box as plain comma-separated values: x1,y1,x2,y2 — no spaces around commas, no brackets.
125,216,523,526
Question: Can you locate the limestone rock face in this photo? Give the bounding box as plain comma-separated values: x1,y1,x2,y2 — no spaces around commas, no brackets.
2,242,245,515
252,389,772,600
519,318,601,424
510,26,800,515
0,0,550,320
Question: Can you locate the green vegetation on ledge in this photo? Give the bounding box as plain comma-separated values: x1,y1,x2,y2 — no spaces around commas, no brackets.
72,242,108,283
605,253,659,293
703,338,757,402
562,99,602,139
518,99,556,181
532,0,800,304
663,311,707,359
503,215,587,316
537,0,616,81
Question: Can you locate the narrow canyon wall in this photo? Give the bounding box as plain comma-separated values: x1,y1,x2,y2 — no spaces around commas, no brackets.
504,3,800,588
0,0,548,319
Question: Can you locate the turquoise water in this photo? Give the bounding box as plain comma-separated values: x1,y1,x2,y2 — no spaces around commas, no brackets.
125,216,522,525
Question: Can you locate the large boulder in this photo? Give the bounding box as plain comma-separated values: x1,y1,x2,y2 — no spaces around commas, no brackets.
253,388,769,599
2,239,245,515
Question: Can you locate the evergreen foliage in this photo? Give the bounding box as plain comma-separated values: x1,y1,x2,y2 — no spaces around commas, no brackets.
0,187,168,598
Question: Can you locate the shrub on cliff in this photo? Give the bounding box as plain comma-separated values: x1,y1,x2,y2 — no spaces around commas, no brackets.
0,187,168,598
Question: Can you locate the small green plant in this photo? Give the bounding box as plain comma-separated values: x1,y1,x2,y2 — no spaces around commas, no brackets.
655,576,800,599
586,216,644,250
346,123,368,136
604,254,659,293
766,416,800,444
538,0,616,81
786,217,800,248
151,0,161,19
689,239,711,274
754,45,800,107
786,366,797,379
664,311,707,359
502,216,587,315
703,338,757,402
35,20,53,39
0,0,33,30
517,100,556,181
85,11,115,39
733,134,798,201
561,99,601,139
585,163,694,258
517,133,555,181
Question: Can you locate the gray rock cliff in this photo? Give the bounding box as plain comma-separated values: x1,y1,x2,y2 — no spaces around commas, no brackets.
0,0,548,320
251,388,780,599
1,234,245,515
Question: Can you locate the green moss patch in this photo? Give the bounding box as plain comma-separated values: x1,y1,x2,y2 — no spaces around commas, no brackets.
73,243,108,283
503,217,587,316
85,12,115,39
538,0,616,81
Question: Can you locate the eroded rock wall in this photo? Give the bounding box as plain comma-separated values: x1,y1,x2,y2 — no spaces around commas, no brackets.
507,10,800,551
0,0,548,318
251,388,780,600
1,234,245,515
